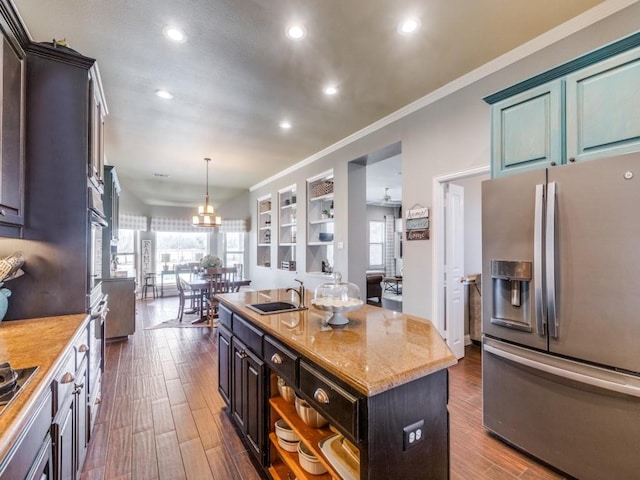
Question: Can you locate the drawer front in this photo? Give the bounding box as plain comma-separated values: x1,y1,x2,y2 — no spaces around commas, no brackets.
299,361,360,442
73,324,90,370
219,304,233,330
232,314,263,356
263,335,297,385
53,352,76,413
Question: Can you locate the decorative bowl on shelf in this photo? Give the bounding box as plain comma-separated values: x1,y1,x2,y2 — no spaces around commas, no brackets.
298,441,328,475
318,232,333,242
294,394,329,428
311,272,363,326
277,376,295,404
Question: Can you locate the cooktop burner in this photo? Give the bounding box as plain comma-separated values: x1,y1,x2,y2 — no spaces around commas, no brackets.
0,363,39,415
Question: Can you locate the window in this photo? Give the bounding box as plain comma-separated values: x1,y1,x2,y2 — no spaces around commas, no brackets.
156,231,208,269
369,221,385,268
225,232,245,274
115,229,136,276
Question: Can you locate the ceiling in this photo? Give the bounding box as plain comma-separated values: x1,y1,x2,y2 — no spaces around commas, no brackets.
13,0,607,209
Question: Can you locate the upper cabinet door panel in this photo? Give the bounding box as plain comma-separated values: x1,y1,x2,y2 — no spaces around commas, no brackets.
566,46,640,162
0,36,25,234
491,81,562,177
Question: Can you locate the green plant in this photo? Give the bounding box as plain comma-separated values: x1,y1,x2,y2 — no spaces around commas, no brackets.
200,254,223,268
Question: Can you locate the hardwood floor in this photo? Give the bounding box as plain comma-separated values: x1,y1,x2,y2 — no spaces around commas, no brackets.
82,296,566,480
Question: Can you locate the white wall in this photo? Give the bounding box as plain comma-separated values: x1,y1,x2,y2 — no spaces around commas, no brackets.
248,3,640,320
451,174,489,277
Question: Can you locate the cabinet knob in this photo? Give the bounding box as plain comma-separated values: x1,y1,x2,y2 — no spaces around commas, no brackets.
0,209,5,216
73,383,85,394
78,344,89,353
271,353,283,365
314,388,330,404
60,372,75,384
550,161,557,167
94,397,102,405
239,351,248,359
569,157,576,163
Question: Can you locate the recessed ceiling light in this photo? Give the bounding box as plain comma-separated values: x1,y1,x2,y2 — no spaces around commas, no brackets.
323,85,338,96
398,17,421,34
286,25,306,40
279,120,292,130
155,89,173,100
162,25,187,43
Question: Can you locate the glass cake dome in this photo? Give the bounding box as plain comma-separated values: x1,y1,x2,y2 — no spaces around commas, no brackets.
312,272,363,326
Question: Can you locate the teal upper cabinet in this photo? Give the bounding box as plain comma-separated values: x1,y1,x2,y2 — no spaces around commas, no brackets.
486,32,640,178
491,81,562,177
566,47,640,162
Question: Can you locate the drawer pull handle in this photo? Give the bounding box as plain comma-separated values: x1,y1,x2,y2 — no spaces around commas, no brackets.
271,353,283,365
73,383,85,394
94,397,102,405
61,372,75,384
78,344,89,353
314,388,330,404
0,209,5,216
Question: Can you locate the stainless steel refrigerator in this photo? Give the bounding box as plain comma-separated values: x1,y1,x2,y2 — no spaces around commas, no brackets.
481,152,640,480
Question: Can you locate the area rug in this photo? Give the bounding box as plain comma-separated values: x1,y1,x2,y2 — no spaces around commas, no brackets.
145,317,213,329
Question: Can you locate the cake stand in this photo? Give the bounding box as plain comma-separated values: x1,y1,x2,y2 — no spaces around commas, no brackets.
310,298,364,326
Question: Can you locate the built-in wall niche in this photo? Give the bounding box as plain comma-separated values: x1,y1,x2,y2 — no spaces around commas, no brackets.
278,185,297,271
257,194,272,267
306,170,334,274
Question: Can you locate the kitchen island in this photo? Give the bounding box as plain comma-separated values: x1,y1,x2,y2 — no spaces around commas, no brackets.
217,288,457,480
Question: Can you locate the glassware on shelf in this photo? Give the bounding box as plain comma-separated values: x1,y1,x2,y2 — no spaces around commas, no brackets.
312,272,363,326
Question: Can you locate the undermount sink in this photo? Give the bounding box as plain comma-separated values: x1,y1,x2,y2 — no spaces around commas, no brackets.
246,301,306,315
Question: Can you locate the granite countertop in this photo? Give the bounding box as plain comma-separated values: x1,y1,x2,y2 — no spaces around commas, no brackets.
0,314,89,463
218,289,457,396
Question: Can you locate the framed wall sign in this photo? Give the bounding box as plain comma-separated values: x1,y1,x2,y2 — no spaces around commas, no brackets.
406,206,429,240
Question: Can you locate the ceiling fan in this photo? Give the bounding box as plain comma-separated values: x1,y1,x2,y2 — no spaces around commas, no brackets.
380,187,400,205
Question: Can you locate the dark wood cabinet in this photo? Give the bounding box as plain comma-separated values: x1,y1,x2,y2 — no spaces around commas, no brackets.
0,41,108,320
0,10,25,237
102,165,120,252
88,71,106,193
51,323,90,480
231,337,265,462
218,325,232,405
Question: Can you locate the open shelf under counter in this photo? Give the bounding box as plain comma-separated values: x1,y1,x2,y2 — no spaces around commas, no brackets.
270,396,343,480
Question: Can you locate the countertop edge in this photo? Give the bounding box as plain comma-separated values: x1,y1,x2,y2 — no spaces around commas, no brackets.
0,313,90,466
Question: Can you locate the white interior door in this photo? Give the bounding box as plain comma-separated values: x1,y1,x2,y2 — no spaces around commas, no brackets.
445,183,465,359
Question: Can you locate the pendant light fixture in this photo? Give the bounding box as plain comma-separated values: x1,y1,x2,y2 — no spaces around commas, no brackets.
192,157,222,227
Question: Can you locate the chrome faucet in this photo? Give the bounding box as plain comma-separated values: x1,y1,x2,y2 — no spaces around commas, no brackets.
286,279,306,309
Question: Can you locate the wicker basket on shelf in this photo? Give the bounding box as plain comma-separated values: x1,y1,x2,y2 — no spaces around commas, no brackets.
311,180,333,198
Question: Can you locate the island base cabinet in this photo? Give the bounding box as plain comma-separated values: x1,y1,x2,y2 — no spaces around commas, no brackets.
362,369,449,480
231,337,266,464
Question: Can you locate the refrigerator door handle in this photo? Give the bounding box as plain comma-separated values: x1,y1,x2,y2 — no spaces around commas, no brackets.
484,344,640,398
534,184,545,335
546,182,558,338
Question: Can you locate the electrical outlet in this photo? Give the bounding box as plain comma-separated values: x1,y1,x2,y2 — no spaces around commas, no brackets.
403,419,425,451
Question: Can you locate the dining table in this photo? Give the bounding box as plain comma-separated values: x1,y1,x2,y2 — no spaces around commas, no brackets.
187,276,252,322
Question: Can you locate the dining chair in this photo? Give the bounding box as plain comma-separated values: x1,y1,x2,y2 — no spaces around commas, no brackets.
206,267,237,325
175,270,198,322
